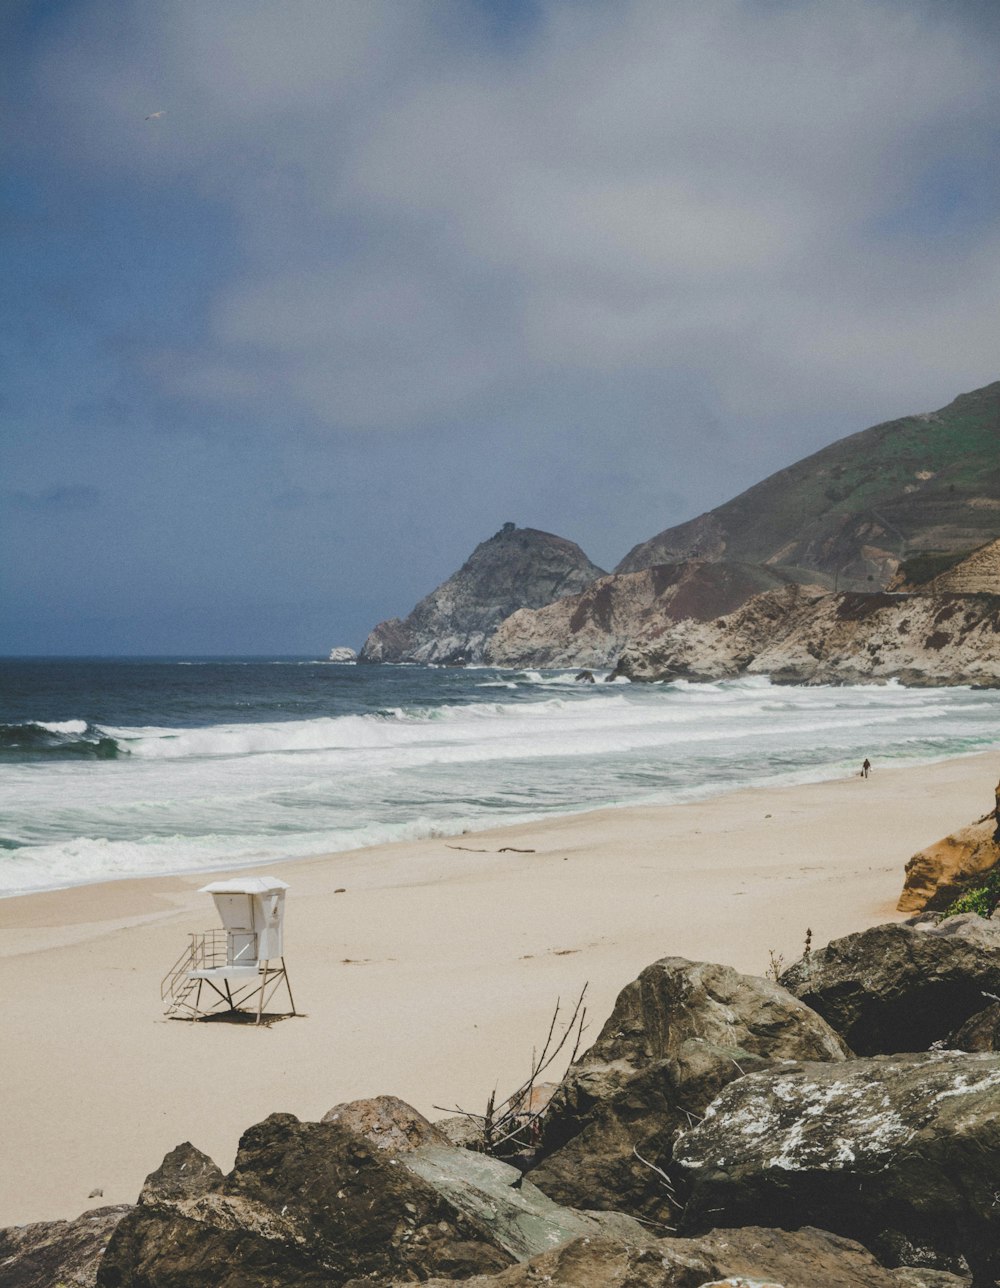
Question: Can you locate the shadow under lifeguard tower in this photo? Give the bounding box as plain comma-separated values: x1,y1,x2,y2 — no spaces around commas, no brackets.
162,877,296,1024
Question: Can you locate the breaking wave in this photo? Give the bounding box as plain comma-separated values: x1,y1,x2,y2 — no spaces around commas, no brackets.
0,721,122,760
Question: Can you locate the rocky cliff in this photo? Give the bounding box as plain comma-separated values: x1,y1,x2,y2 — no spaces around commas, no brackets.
359,524,605,665
612,585,1000,686
484,559,801,669
618,380,1000,591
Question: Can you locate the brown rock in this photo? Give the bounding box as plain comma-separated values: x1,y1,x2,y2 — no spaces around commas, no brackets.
374,1226,950,1287
98,1113,514,1288
97,1105,651,1288
138,1141,224,1204
321,1094,451,1153
949,1002,1000,1052
898,817,1000,914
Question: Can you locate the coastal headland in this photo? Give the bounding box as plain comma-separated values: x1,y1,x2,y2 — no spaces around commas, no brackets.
0,751,995,1228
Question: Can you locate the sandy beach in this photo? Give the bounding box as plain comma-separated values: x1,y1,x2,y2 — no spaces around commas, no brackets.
1,751,996,1228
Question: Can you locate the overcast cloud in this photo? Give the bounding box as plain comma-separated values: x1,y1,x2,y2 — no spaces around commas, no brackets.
3,0,999,653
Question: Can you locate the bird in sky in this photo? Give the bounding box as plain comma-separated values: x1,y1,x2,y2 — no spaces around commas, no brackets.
145,110,166,120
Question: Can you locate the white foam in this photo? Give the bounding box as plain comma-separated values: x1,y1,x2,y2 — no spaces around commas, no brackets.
4,677,1000,897
35,720,88,735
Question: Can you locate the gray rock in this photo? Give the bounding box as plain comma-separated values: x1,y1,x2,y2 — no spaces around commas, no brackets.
359,523,605,665
326,647,357,663
0,1205,132,1288
674,1051,1000,1284
527,957,849,1222
780,917,1000,1054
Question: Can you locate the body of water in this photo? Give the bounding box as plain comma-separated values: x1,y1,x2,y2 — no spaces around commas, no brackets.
2,656,999,897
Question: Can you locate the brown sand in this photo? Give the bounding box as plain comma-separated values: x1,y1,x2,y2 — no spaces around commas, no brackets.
1,751,995,1227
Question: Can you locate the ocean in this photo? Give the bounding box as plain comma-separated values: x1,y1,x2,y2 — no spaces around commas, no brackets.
2,657,999,899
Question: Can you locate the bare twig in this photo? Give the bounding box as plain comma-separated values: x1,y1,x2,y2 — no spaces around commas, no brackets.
445,844,536,854
632,1145,677,1198
435,984,589,1157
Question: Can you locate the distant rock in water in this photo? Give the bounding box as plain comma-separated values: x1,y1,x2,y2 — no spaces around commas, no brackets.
359,523,605,665
326,646,357,663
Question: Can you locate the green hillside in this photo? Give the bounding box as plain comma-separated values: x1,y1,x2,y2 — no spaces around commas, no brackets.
618,381,1000,589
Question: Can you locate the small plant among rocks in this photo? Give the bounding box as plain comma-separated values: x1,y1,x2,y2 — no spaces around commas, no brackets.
944,867,1000,919
436,986,588,1159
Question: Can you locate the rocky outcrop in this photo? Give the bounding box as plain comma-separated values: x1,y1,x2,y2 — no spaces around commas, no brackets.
360,524,605,665
138,1141,225,1204
613,585,1000,686
0,1205,132,1288
326,646,357,663
484,561,800,669
97,1102,650,1288
618,380,1000,591
898,784,1000,913
674,1052,1000,1283
926,537,1000,595
525,957,848,1222
779,916,1000,1055
378,1226,970,1287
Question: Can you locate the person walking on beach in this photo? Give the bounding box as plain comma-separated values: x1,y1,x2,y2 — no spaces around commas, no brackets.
861,758,871,778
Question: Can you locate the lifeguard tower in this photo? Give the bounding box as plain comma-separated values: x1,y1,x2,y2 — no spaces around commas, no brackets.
161,877,296,1024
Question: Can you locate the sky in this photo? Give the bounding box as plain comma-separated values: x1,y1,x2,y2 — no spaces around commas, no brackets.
3,0,1000,655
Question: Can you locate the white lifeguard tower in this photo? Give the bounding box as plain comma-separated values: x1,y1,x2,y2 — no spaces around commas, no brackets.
161,877,296,1024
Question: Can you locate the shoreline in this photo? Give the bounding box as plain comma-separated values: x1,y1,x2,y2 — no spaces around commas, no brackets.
1,749,996,1227
4,742,997,906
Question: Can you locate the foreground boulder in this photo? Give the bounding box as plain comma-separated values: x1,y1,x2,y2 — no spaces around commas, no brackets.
0,1205,132,1288
949,1001,1000,1052
97,1101,649,1288
780,916,1000,1054
377,1227,972,1287
675,1051,1000,1284
526,957,849,1222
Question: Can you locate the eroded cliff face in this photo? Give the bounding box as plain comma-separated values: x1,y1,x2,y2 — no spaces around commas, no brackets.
359,524,605,665
613,586,1000,686
484,560,800,669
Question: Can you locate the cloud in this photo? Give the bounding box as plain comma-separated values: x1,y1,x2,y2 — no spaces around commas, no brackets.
7,484,102,513
10,0,1000,547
